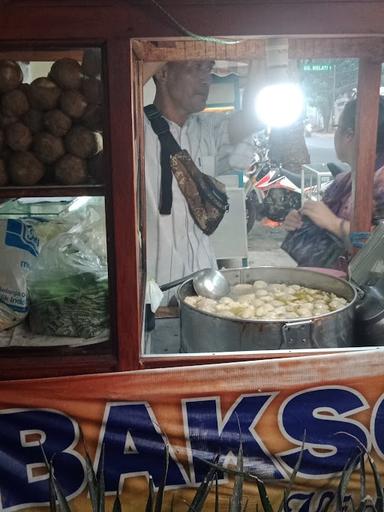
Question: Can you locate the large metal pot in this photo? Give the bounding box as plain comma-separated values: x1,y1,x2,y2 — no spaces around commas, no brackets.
177,267,357,352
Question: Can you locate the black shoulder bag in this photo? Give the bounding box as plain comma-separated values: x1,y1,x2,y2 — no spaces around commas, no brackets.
281,217,347,268
144,104,229,236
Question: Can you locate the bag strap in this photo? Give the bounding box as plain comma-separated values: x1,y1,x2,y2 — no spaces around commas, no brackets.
144,104,181,215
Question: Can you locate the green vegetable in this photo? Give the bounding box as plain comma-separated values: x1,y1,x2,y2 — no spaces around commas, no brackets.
28,272,109,338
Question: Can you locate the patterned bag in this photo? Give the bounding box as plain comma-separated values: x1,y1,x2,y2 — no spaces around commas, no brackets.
281,218,346,268
144,104,228,236
170,150,228,235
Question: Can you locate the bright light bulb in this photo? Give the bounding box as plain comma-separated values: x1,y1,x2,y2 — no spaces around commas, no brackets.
255,83,304,128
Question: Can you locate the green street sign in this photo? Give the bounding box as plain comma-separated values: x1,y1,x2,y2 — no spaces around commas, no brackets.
303,64,334,71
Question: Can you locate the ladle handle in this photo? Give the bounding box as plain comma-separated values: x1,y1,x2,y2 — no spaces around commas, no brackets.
159,271,197,292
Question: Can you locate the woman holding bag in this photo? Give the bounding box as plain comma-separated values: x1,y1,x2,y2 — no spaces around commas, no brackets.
282,97,384,268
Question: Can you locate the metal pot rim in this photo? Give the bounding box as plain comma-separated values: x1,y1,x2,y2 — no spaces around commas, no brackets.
177,266,357,324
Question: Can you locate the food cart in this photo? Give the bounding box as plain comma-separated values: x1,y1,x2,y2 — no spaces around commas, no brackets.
0,1,383,510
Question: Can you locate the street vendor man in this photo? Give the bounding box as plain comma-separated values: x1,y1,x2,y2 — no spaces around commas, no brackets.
144,59,262,303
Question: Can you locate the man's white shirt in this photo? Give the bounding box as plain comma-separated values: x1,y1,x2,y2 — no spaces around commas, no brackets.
145,112,231,303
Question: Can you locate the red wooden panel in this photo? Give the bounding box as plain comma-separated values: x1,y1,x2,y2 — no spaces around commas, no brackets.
0,186,104,199
352,59,382,235
0,350,117,380
134,58,147,322
104,39,141,371
0,3,383,42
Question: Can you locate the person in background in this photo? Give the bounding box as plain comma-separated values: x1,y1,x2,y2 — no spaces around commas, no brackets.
145,60,263,302
282,97,384,250
269,118,310,173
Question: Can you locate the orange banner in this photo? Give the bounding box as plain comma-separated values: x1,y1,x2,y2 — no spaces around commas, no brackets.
1,349,384,511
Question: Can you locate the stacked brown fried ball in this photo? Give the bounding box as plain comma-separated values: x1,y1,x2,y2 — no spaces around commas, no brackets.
0,50,103,186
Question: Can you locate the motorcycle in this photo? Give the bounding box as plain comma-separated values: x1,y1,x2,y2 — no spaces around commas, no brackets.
242,132,343,233
244,136,302,232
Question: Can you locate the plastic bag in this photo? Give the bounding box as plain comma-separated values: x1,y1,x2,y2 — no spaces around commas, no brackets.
0,219,39,330
27,201,109,338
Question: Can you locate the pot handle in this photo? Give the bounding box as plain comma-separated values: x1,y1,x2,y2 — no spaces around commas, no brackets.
281,320,313,349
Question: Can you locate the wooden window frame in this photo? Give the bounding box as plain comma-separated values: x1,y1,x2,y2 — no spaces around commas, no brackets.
134,37,383,370
0,3,382,378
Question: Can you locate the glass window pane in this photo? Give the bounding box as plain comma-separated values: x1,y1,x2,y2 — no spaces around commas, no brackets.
0,195,111,348
0,48,104,188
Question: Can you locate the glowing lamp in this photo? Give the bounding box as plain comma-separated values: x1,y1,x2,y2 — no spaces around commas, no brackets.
253,38,305,128
255,82,304,128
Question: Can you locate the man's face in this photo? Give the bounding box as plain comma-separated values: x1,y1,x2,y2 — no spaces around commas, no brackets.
165,60,214,115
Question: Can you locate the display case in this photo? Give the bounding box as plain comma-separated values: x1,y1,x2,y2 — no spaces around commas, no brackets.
0,40,144,379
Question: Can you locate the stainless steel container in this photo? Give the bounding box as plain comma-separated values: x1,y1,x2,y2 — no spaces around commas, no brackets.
177,267,357,353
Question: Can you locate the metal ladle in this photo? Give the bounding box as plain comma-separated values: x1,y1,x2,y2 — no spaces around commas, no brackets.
192,268,231,300
160,268,230,300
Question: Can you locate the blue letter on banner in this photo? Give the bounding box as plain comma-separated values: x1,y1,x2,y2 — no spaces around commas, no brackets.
183,394,285,484
371,393,384,458
99,403,187,493
278,387,369,477
0,409,84,510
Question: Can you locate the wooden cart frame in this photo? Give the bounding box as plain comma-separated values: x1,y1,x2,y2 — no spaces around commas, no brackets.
0,0,382,379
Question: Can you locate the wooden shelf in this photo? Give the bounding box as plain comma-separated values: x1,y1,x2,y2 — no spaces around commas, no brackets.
0,344,118,380
0,49,84,62
0,184,105,198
